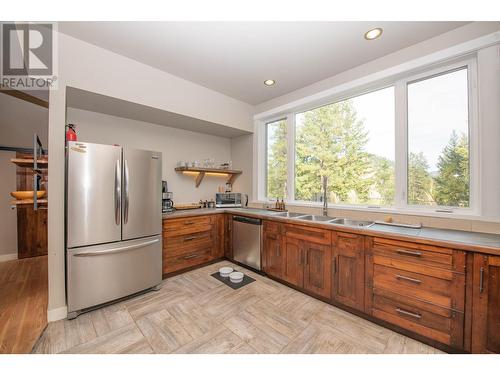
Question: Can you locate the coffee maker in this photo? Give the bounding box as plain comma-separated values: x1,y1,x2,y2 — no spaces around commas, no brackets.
162,181,174,213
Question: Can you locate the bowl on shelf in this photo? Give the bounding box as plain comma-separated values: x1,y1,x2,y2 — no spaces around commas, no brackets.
219,267,233,278
229,271,244,283
10,191,46,200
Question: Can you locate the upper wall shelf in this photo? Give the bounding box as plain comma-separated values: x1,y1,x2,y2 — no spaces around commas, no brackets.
175,166,242,188
11,158,48,169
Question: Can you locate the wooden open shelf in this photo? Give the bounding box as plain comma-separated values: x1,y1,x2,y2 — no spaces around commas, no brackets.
175,166,242,188
11,158,48,169
12,198,48,206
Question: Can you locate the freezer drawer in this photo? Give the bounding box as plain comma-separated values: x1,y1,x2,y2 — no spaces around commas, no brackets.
67,235,162,313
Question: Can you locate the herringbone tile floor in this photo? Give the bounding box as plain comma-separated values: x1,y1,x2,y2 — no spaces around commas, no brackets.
32,261,442,354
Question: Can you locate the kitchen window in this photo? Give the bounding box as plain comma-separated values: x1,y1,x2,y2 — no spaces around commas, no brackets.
265,118,287,199
259,58,477,215
407,68,470,208
294,87,395,206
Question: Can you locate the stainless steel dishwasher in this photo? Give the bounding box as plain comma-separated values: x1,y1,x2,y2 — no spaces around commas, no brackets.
232,216,262,271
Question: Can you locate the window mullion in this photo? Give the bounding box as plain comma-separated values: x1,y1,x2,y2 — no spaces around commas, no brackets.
286,114,295,202
394,80,408,210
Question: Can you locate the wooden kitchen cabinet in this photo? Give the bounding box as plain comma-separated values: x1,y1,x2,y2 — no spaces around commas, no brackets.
162,214,224,276
263,221,284,279
282,236,304,287
471,254,500,353
281,224,332,299
332,232,365,311
303,240,331,299
365,237,466,349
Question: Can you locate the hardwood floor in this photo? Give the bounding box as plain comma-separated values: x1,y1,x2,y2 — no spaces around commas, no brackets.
32,260,442,354
0,255,48,354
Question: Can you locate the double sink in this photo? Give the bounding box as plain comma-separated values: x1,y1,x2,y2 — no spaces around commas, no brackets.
271,212,374,228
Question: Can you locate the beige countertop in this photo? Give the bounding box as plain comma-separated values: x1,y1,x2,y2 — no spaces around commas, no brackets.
163,208,500,255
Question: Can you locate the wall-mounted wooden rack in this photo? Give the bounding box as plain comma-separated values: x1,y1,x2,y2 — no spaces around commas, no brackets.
11,158,48,169
175,166,242,188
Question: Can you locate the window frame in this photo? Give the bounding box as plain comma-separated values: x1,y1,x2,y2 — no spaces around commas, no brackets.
264,117,288,199
257,57,479,217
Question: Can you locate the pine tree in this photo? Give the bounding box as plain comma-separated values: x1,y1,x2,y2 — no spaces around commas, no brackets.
434,131,469,207
266,120,288,198
408,152,433,205
295,100,372,203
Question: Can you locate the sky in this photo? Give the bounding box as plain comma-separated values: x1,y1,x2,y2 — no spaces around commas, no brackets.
270,68,469,172
353,68,469,171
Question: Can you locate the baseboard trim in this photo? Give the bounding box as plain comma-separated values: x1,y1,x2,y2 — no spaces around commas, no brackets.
47,306,67,322
0,253,18,262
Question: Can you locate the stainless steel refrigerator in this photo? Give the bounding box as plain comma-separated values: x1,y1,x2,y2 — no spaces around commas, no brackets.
66,141,162,318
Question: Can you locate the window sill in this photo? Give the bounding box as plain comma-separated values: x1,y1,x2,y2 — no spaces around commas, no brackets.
253,200,499,223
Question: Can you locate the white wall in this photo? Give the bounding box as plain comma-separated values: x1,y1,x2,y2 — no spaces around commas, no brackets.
230,134,253,199
67,108,232,203
0,151,18,261
0,94,48,149
47,31,255,320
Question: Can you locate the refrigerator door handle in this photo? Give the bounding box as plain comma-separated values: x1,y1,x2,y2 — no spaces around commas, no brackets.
114,159,121,225
124,159,130,224
73,238,160,257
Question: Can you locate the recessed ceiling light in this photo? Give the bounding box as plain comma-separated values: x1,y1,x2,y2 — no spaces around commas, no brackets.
264,79,276,86
364,27,383,40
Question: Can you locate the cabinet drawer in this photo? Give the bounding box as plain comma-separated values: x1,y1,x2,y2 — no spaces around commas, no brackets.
163,230,213,257
372,294,457,346
373,263,453,309
263,220,281,235
284,224,331,244
163,216,213,237
163,248,212,274
372,237,454,270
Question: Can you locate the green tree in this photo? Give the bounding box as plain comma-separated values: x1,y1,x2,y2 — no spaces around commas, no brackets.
295,100,372,203
370,155,395,206
266,120,287,198
408,152,434,205
434,131,469,207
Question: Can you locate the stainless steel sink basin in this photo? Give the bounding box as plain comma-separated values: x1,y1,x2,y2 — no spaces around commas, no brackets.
296,215,336,222
272,212,309,218
330,218,374,227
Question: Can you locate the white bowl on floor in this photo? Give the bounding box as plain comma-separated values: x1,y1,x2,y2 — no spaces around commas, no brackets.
219,267,234,278
229,271,244,283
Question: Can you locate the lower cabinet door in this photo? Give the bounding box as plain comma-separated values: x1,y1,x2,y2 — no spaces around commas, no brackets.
332,232,365,310
303,242,331,299
472,254,500,353
264,232,283,279
283,237,304,288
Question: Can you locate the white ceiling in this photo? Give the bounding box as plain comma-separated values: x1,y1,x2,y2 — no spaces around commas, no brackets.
59,22,469,105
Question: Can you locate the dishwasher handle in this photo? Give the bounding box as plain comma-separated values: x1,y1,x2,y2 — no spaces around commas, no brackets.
233,216,262,225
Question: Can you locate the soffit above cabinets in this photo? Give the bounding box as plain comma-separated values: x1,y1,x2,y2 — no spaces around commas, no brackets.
66,87,252,139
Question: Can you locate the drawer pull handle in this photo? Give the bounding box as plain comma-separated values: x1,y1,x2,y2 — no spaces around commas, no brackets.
396,249,422,257
276,243,280,257
184,236,198,242
184,221,195,225
396,307,422,319
184,254,200,260
396,274,422,284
